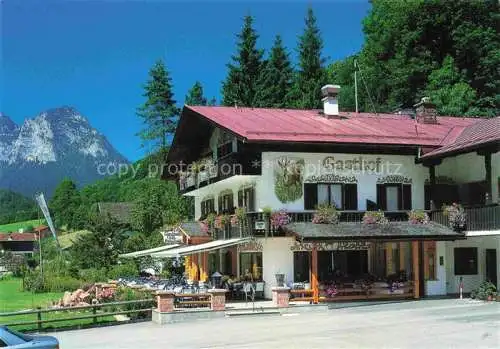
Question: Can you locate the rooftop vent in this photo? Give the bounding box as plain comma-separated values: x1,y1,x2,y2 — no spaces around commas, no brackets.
414,97,438,124
321,84,341,118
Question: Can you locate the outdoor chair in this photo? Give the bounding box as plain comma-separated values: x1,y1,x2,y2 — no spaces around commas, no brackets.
242,282,255,304
254,282,265,299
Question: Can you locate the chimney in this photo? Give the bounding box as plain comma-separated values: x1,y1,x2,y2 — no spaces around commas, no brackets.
321,84,341,117
414,97,438,124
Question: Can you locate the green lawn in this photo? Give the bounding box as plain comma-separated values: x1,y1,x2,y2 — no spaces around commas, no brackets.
0,219,46,233
0,278,115,331
0,278,62,313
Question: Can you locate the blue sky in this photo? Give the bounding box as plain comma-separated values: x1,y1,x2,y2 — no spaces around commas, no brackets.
2,0,370,161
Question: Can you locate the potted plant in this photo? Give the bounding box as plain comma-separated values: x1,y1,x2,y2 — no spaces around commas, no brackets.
262,206,272,235
407,210,430,224
270,209,291,229
214,214,230,230
312,203,340,224
275,270,285,287
470,281,497,301
442,203,466,231
362,210,389,225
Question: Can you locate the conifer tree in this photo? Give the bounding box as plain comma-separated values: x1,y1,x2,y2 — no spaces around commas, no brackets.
254,35,293,108
287,7,326,109
137,59,178,151
185,81,207,106
222,15,264,107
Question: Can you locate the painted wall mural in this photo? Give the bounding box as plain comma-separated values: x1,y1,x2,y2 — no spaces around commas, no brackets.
274,157,305,203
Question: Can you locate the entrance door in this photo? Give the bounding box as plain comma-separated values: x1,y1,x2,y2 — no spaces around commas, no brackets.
485,249,497,288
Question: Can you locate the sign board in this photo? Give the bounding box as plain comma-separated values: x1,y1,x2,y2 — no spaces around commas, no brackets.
254,221,266,230
161,229,183,245
291,241,371,251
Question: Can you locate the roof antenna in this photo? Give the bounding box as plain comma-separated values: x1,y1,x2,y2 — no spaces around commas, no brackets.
354,59,359,114
356,60,377,115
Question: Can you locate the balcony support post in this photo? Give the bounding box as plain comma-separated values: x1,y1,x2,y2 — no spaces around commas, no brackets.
412,241,420,299
484,152,492,204
311,246,319,304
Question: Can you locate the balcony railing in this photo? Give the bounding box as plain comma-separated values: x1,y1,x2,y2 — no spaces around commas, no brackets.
207,210,412,240
430,205,500,232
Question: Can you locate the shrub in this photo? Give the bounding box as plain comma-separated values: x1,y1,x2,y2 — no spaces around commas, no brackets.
115,286,152,319
312,204,340,224
107,262,139,280
23,271,45,293
362,210,389,225
407,210,429,224
470,281,497,300
79,268,108,283
44,276,83,293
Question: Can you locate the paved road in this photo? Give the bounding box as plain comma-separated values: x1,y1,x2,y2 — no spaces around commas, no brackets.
54,299,499,348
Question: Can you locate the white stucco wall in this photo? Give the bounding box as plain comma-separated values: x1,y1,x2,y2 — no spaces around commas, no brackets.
259,237,295,299
258,152,428,211
445,235,500,294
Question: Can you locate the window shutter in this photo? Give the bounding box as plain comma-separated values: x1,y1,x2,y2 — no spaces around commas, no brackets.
228,192,234,213
248,188,255,212
402,184,412,210
344,184,358,210
218,196,223,214
238,190,243,207
304,183,318,210
397,185,403,210
376,184,387,210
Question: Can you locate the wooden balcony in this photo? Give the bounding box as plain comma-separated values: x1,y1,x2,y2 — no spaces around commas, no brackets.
178,152,261,193
430,204,500,232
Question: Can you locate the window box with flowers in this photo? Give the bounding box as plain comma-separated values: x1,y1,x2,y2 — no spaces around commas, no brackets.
407,210,430,224
362,210,389,225
312,204,340,224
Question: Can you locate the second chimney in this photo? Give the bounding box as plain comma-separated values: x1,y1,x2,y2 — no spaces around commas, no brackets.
321,84,341,117
414,97,438,124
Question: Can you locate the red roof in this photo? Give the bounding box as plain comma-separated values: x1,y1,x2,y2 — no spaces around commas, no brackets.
422,117,500,159
0,233,37,242
186,106,480,147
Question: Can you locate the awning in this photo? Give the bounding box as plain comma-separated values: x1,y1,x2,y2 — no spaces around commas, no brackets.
285,221,465,241
151,237,250,258
119,244,181,258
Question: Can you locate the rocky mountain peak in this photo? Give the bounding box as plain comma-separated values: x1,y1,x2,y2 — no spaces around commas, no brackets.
0,107,129,196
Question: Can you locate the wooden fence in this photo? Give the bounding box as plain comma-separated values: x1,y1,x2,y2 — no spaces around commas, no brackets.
0,299,155,331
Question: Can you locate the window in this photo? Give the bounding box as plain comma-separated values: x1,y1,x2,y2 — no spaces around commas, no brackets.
218,191,234,214
239,252,262,281
376,184,412,211
293,251,310,283
304,183,357,210
0,339,7,347
238,187,255,211
217,142,233,159
200,198,215,218
454,247,478,275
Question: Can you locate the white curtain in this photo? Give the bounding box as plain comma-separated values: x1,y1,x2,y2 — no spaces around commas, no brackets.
330,184,343,209
317,184,329,205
